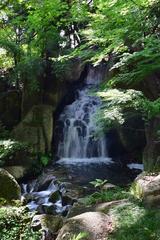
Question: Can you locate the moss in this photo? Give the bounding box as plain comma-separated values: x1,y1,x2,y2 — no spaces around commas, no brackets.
130,182,143,200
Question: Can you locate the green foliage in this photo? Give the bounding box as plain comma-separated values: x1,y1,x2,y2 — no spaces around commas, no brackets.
108,37,160,87
90,179,107,189
84,186,130,205
0,206,41,240
94,89,144,132
39,153,50,167
71,232,89,240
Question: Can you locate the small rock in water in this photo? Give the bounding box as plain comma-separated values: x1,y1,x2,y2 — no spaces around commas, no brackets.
49,191,60,203
37,204,57,215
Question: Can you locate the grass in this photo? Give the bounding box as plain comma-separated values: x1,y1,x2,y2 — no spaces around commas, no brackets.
82,187,131,205
82,185,160,240
108,203,160,240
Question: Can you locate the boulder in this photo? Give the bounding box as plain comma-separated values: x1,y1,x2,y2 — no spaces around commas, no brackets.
4,166,28,180
56,212,113,240
49,191,60,203
0,168,21,200
96,199,129,214
12,105,53,153
32,214,63,240
67,203,94,218
132,174,160,207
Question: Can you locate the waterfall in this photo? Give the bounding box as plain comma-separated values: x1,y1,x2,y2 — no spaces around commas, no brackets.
56,66,109,161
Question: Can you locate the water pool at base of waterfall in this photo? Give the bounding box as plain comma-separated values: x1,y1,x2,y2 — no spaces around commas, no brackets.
21,158,142,215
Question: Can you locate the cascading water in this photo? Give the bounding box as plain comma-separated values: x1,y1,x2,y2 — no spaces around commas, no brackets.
55,66,112,165
21,66,142,216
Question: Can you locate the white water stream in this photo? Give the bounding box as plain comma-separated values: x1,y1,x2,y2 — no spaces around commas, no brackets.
56,66,110,163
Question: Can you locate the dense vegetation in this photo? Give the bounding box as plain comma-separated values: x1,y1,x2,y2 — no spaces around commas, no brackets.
0,1,160,239
1,0,160,120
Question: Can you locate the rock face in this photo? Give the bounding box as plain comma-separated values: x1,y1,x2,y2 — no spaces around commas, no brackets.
143,116,160,171
60,58,85,83
13,105,53,153
132,174,160,207
118,113,146,157
0,90,21,129
22,58,85,117
56,212,113,240
0,168,21,200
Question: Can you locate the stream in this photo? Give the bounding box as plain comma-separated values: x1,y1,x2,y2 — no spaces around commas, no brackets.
21,67,143,216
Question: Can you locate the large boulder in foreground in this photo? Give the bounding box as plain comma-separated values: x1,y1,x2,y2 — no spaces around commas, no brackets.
56,212,113,240
0,168,21,200
132,174,160,207
12,105,53,153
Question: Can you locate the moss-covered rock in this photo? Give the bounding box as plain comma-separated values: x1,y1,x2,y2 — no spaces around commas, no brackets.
31,214,63,237
12,105,53,154
0,168,21,200
4,166,28,179
131,173,160,207
0,90,21,129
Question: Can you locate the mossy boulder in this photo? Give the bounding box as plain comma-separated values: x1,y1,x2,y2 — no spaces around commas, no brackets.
0,90,21,129
31,214,63,237
131,173,160,207
0,168,21,201
12,105,53,154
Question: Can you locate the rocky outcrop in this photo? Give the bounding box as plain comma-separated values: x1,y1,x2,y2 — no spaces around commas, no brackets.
59,58,85,83
0,168,21,200
132,174,160,207
143,116,160,171
22,58,85,118
12,105,53,153
118,113,146,156
56,212,113,240
0,90,21,129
